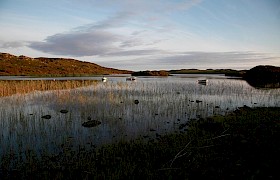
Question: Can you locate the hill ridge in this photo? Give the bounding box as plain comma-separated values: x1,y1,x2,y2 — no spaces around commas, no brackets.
0,53,132,76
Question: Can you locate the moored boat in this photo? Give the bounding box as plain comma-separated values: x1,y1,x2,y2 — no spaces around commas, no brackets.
126,76,137,81
102,77,108,82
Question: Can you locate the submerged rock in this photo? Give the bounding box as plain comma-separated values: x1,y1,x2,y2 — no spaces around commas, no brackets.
41,115,51,119
82,120,101,128
196,100,202,103
60,110,68,114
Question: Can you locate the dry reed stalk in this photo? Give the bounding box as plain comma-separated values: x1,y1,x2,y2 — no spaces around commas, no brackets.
0,80,98,97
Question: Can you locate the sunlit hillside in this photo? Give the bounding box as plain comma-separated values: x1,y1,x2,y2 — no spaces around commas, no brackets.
0,53,132,76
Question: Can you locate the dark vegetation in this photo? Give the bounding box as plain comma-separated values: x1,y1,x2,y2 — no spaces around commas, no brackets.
1,107,279,179
132,70,170,76
168,68,246,77
0,53,132,76
244,65,280,88
131,69,246,77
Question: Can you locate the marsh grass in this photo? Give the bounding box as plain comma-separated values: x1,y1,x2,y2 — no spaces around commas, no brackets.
1,107,279,179
0,80,98,97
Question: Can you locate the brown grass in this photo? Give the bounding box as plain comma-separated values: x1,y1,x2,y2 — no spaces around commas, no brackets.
0,80,98,97
0,53,132,76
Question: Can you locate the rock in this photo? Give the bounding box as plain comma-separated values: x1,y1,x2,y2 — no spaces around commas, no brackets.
60,110,68,114
41,115,51,119
82,120,101,128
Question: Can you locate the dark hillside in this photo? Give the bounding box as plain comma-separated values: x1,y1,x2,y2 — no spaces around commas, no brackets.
0,53,132,76
244,65,280,88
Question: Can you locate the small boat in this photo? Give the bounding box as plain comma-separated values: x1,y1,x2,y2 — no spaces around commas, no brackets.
197,79,208,85
102,77,108,82
126,76,136,81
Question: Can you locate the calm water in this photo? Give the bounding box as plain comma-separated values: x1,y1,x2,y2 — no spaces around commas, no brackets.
0,74,279,159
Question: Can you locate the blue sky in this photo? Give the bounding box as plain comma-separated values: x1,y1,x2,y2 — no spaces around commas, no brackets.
0,0,279,71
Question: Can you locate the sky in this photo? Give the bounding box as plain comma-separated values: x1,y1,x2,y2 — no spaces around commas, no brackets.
0,0,280,71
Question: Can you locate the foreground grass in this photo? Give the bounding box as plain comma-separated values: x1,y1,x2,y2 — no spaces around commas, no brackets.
0,80,98,97
1,107,279,179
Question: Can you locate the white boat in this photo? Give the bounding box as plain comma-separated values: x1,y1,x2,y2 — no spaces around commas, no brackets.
126,76,136,81
102,77,108,82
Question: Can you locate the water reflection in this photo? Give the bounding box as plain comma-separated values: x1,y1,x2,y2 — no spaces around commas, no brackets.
245,78,280,88
0,75,279,160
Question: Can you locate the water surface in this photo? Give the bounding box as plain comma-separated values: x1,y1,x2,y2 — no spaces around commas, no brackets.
0,75,279,159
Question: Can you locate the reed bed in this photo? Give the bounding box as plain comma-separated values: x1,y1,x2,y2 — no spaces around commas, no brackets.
1,107,280,179
0,80,98,97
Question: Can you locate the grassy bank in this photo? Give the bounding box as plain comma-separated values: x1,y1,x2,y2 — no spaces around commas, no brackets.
0,80,98,97
1,107,279,179
0,53,132,76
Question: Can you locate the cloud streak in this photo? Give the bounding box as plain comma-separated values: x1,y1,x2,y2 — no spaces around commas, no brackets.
28,30,121,56
100,51,280,71
0,41,26,48
74,11,135,31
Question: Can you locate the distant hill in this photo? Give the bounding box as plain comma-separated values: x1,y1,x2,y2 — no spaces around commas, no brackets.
168,69,247,77
131,69,246,77
0,53,132,76
132,70,169,76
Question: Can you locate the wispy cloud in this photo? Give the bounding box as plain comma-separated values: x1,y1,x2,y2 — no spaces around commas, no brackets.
86,0,202,13
28,30,121,56
74,11,135,31
0,41,26,48
101,51,280,71
104,49,165,57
